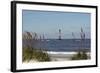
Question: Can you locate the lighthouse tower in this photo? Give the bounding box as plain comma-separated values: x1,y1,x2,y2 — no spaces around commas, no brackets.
59,29,61,40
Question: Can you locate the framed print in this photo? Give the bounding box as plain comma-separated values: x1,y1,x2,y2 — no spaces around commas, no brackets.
11,1,98,72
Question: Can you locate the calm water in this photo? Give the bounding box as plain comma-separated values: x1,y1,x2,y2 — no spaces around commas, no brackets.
23,39,91,52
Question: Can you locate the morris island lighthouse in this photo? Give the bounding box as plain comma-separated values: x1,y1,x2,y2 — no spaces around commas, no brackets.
58,29,62,40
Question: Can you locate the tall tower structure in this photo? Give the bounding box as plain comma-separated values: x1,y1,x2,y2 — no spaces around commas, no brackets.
59,29,61,40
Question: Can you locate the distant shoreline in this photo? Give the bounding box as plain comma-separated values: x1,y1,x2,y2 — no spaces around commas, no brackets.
42,38,91,40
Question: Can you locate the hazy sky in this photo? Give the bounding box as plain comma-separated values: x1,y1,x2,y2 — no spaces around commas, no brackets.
22,10,91,39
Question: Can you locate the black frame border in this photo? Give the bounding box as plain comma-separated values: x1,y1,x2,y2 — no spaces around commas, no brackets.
11,1,98,72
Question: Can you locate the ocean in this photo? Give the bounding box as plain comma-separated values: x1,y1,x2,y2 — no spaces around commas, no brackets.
23,39,91,52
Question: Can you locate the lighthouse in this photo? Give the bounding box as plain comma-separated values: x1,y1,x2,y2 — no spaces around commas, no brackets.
59,29,61,40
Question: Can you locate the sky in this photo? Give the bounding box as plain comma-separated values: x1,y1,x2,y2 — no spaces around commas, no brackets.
22,10,91,39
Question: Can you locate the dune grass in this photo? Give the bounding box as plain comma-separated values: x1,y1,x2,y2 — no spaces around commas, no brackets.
71,51,88,60
22,47,51,62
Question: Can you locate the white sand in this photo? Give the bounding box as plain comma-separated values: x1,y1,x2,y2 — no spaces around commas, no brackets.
48,52,76,61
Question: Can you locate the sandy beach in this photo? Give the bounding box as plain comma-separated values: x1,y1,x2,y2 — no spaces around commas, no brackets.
49,53,74,61
23,51,90,63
